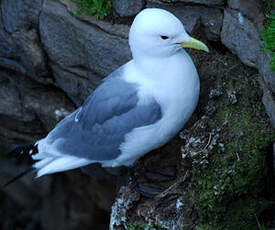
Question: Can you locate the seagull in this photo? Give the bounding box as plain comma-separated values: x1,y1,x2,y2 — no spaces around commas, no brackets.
5,8,208,188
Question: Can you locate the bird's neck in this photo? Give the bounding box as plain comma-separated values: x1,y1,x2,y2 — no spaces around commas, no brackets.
132,50,195,81
124,49,199,98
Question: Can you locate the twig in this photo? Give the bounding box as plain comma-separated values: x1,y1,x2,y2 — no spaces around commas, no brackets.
191,132,212,155
203,133,212,150
155,171,189,199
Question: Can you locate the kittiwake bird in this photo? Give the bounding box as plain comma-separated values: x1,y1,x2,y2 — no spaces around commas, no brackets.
4,8,209,195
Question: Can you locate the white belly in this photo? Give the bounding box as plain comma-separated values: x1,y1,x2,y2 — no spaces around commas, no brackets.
102,51,200,167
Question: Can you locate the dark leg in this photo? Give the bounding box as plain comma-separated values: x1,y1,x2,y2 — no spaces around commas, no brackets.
144,165,177,183
129,167,165,198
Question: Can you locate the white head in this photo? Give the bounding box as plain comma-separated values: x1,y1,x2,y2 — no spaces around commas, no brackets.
129,8,209,59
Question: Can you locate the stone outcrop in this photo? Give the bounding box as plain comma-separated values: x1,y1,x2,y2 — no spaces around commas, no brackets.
221,9,261,67
221,0,275,128
147,2,223,40
40,0,131,104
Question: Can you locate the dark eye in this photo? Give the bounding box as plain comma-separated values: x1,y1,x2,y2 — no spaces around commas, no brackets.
160,35,169,40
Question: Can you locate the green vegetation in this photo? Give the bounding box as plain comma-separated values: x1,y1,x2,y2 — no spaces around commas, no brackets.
72,0,111,19
262,12,275,71
263,0,274,15
124,223,158,230
124,223,146,230
190,75,275,229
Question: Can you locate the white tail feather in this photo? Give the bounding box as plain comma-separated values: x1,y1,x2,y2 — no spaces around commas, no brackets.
32,151,52,160
35,156,93,178
33,157,54,169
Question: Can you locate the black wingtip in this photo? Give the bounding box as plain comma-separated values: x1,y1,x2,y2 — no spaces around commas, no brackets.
7,144,38,157
3,168,36,188
5,144,38,165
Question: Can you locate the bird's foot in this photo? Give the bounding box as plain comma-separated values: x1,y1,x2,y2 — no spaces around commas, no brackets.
128,165,177,198
129,173,165,198
144,165,177,183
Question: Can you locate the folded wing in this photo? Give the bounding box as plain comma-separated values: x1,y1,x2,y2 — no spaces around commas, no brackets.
33,67,162,177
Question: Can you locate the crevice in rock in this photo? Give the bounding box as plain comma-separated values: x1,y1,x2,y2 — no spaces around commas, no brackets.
67,64,105,79
151,0,226,8
208,40,230,55
58,0,130,38
34,8,55,86
262,143,275,227
0,9,11,35
0,57,27,75
85,17,127,39
109,11,135,26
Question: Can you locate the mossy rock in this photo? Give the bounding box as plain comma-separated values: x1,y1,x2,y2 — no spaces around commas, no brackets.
109,44,275,230
188,51,275,229
71,0,111,19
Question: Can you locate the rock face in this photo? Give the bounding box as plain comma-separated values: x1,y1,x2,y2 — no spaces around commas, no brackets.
0,0,274,229
147,3,223,40
40,0,131,104
40,0,131,78
1,0,42,32
113,0,144,17
220,0,275,132
221,9,261,67
148,0,225,6
227,0,264,22
1,0,49,83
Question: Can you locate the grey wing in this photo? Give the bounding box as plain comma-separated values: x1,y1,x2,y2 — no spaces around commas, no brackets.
45,71,162,161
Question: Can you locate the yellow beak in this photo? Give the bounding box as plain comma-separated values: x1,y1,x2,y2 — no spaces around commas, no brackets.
179,36,209,52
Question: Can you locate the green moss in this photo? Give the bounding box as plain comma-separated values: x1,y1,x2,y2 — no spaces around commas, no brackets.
124,222,146,230
262,12,275,71
124,222,162,230
190,75,275,229
72,0,111,19
197,225,220,230
263,0,275,15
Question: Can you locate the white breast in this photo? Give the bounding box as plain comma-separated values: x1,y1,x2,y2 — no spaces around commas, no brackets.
102,50,200,167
